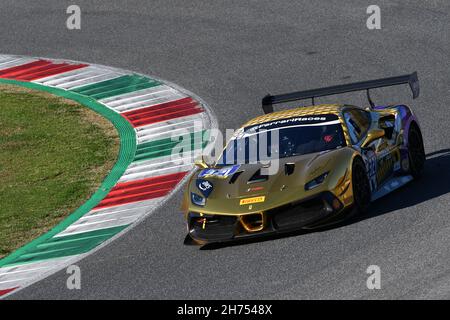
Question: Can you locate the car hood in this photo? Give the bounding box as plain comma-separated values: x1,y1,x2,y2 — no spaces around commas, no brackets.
188,147,349,215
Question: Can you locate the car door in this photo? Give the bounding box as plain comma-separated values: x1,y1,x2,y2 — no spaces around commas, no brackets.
375,113,402,180
343,107,399,189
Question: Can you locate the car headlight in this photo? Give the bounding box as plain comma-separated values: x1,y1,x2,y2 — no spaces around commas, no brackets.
191,192,206,206
305,172,329,191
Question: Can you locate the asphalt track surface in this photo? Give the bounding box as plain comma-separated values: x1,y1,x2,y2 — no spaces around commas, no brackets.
1,0,450,299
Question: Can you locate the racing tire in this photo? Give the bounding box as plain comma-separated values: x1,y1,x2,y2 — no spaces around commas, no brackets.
184,234,199,246
352,157,371,214
408,122,425,179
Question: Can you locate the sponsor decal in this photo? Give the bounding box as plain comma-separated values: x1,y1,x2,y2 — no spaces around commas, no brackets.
247,186,264,192
377,153,395,184
244,114,339,133
240,196,265,205
196,179,213,198
198,164,240,179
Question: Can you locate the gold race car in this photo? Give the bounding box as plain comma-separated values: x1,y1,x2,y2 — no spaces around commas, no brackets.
182,73,425,244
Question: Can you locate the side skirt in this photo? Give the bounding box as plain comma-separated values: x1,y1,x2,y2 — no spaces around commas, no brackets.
371,175,414,201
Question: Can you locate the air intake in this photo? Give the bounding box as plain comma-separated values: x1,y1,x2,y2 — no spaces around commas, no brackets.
248,169,268,184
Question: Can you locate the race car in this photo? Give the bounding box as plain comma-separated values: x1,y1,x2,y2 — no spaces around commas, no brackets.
181,72,425,244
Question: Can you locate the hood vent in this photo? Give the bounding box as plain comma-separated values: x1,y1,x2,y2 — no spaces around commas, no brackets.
285,163,295,176
229,171,243,184
248,169,268,184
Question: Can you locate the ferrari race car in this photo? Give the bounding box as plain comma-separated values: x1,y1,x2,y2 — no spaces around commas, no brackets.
182,73,425,244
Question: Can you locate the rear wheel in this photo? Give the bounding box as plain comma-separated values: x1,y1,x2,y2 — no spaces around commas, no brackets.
408,122,425,179
352,157,371,214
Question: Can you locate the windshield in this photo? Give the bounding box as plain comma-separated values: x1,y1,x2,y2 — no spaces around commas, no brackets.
217,114,346,165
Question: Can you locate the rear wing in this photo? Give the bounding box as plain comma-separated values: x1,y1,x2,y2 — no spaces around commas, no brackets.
261,72,419,114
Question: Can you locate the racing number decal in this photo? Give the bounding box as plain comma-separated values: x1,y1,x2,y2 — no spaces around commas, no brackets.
363,142,401,191
363,149,377,191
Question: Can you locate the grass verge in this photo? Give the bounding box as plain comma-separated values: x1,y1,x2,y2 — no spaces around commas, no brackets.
0,85,119,258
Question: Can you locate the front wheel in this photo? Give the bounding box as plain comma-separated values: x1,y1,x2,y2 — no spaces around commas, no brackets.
352,157,371,214
184,233,200,246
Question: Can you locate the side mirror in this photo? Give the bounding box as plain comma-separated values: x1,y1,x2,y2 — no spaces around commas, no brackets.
361,128,385,148
194,156,209,169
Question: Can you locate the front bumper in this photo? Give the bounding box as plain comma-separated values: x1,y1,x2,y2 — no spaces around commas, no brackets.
187,192,344,243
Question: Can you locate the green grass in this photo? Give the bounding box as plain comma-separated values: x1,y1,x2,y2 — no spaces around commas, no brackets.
0,85,119,258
